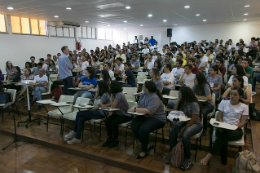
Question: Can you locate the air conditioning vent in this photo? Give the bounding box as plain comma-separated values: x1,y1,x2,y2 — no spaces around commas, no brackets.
53,21,80,27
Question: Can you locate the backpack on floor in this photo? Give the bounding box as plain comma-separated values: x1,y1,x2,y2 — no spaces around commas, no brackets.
232,150,260,173
53,86,62,100
170,141,184,168
0,92,11,104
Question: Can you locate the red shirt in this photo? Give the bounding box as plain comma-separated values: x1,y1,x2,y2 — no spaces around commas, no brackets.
192,66,199,74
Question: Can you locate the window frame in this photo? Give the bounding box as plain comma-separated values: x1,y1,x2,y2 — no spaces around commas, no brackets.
0,14,8,34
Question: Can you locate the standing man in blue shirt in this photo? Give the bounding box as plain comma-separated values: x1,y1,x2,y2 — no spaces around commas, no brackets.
148,36,157,46
59,46,73,95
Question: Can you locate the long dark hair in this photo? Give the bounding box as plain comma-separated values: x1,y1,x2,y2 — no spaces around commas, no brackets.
98,80,110,97
144,81,163,100
194,72,211,96
231,87,244,103
179,86,202,119
101,70,111,83
25,62,32,68
86,68,95,79
234,64,246,76
14,66,21,73
233,75,244,88
110,80,123,94
234,56,243,65
154,60,161,70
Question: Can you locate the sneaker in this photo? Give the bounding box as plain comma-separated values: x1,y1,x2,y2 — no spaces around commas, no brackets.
252,91,256,96
102,139,112,147
201,129,208,138
108,139,119,148
181,158,191,169
64,131,76,141
67,138,81,144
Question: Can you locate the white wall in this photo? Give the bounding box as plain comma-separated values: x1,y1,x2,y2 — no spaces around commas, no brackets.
126,21,260,47
0,34,113,72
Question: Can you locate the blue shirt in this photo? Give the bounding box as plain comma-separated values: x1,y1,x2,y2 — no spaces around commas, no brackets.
149,39,157,46
125,69,136,87
58,54,73,79
81,77,97,87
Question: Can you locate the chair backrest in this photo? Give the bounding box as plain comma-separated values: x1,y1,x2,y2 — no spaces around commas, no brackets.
123,87,137,102
75,97,90,105
247,84,253,103
100,64,103,70
211,93,216,115
169,90,179,102
6,89,16,104
59,95,75,111
93,99,100,108
224,74,228,84
49,74,58,82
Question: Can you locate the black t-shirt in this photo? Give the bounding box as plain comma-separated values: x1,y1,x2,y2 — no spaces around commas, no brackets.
125,69,136,87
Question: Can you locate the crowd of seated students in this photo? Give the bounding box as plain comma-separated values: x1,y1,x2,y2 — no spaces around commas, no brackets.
1,35,259,170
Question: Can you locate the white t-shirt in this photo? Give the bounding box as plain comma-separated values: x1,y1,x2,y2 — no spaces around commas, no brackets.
144,60,154,70
142,48,150,54
161,72,175,88
108,70,114,80
81,61,89,75
171,68,184,78
218,100,248,125
228,75,248,87
201,56,208,64
34,75,48,88
42,64,48,72
114,64,125,77
180,73,196,88
152,55,157,61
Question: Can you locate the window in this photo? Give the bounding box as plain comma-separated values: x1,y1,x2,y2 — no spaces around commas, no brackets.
0,14,6,32
92,28,96,39
82,26,86,38
63,28,69,37
39,20,46,35
21,17,30,34
97,28,105,39
30,19,39,35
69,28,74,37
11,16,21,33
50,26,56,36
57,27,63,36
87,27,91,38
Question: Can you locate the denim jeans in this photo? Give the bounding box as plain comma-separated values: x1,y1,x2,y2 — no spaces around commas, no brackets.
169,121,202,159
123,84,132,87
210,128,243,165
33,87,46,105
73,90,94,102
252,74,260,92
73,110,104,139
131,116,165,152
167,102,176,109
63,76,73,95
201,101,214,130
213,91,219,101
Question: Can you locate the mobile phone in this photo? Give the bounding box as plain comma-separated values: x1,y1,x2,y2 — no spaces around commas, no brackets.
213,122,219,126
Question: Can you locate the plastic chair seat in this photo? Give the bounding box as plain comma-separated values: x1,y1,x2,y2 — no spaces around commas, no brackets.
63,110,78,120
120,121,132,127
191,129,203,139
90,118,105,123
48,107,72,117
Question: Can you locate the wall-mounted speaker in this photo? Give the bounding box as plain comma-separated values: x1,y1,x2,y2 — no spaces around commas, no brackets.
167,28,172,37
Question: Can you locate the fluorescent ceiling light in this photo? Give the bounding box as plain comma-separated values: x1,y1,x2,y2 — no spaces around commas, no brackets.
203,19,207,22
100,15,104,17
125,6,131,9
140,24,143,26
163,19,167,22
124,20,127,23
7,7,13,10
184,5,190,9
196,14,200,16
85,21,89,23
174,24,177,26
243,19,247,21
54,15,59,18
124,28,126,29
148,14,153,17
66,7,71,10
244,5,250,7
107,25,110,26
244,13,248,15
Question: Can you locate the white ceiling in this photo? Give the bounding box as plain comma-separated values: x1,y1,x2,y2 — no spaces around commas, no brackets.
0,0,260,28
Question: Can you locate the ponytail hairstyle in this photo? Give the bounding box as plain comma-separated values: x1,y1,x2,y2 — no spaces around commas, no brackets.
233,75,244,88
231,87,244,103
144,81,163,100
